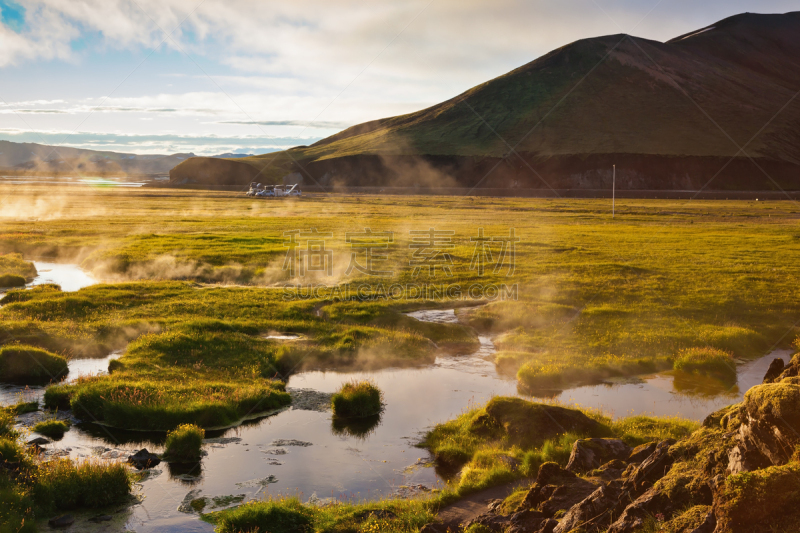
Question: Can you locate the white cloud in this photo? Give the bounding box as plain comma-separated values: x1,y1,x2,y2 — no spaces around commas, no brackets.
1,0,797,155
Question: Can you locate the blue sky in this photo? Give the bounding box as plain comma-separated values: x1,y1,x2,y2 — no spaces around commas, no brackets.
0,0,797,155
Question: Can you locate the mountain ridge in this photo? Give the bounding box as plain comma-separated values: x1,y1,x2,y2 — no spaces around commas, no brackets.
168,11,800,191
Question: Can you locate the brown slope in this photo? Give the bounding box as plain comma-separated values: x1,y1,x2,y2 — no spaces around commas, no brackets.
171,11,800,191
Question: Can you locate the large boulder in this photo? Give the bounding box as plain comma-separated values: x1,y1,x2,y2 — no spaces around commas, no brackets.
519,462,599,517
565,438,632,473
727,382,800,472
483,397,608,448
553,481,623,533
625,439,676,492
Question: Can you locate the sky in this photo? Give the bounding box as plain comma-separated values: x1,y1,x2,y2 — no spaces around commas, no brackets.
0,0,797,156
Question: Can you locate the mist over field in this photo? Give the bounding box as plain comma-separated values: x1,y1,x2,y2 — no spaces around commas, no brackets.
3,3,800,533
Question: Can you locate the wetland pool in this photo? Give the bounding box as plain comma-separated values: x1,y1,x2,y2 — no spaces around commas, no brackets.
2,304,792,532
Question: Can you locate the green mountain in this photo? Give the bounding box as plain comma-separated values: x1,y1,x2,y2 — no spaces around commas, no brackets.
171,12,800,191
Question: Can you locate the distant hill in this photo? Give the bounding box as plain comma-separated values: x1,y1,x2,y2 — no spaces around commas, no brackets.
0,140,253,176
171,11,800,191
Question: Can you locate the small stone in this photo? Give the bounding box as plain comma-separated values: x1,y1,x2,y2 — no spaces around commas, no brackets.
48,514,75,528
127,448,161,469
28,437,49,446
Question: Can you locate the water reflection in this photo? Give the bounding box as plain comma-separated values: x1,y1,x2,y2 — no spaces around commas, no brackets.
671,370,739,398
331,414,382,440
29,261,97,292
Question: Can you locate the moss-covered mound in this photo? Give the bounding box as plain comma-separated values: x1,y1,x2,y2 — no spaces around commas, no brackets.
483,397,609,448
0,274,25,288
0,345,68,384
0,253,37,279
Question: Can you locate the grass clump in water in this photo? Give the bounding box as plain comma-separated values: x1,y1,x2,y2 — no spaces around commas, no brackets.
163,423,205,462
33,419,70,440
0,345,68,384
331,380,384,418
673,347,736,380
0,274,25,287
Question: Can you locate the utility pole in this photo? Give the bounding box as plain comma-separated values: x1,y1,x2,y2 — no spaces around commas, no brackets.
612,164,616,219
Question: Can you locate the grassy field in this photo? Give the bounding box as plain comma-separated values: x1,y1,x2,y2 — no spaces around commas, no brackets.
1,186,800,428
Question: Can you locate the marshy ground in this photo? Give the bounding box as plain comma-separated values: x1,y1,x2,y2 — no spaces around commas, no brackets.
1,185,799,531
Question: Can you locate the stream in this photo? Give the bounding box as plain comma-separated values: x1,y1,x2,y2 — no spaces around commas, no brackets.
0,266,793,532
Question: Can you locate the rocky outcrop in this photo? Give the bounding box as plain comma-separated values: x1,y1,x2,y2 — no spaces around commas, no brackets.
565,438,631,474
553,481,622,533
442,349,800,533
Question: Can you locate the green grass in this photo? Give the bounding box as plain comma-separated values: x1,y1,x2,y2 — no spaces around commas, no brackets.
331,380,384,418
0,434,133,526
163,423,205,461
0,345,68,384
32,419,69,440
422,396,699,497
673,347,737,381
0,274,25,287
0,253,36,279
2,189,800,427
204,495,436,533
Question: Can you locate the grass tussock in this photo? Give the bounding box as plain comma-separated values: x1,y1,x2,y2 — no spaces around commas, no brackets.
32,419,69,440
0,435,133,528
163,423,205,461
45,377,290,431
205,495,435,533
0,345,68,384
331,380,384,418
673,347,736,381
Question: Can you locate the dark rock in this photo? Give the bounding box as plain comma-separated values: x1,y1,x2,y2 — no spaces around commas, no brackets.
537,462,577,485
27,437,49,446
689,509,715,533
127,448,161,469
608,484,681,532
627,442,657,464
592,459,627,481
486,498,504,513
466,510,546,533
48,514,75,528
625,439,676,492
518,462,598,516
536,519,557,533
553,481,623,533
504,510,548,533
762,358,785,383
774,353,800,382
566,438,631,473
419,522,458,533
728,383,800,471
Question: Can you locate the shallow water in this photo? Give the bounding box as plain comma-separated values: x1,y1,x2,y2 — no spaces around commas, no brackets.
3,307,793,532
0,351,122,406
28,261,98,292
